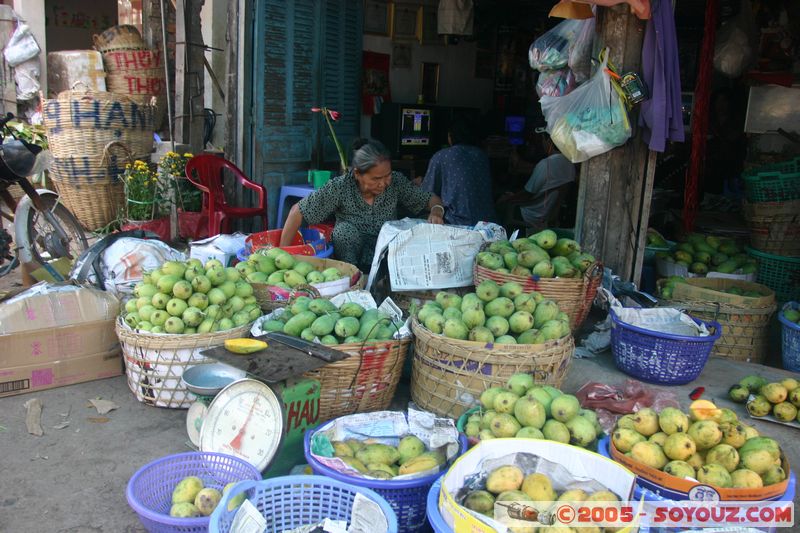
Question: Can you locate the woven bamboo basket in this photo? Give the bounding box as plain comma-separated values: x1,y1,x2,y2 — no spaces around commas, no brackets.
116,318,253,409
391,286,471,315
252,256,365,312
303,337,411,423
101,48,166,125
473,261,602,330
744,200,800,256
658,278,777,364
410,317,574,419
252,283,320,312
93,24,145,52
43,88,155,162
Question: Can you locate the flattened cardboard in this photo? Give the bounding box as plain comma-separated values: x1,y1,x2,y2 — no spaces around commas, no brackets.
0,319,120,368
609,438,789,501
0,349,123,398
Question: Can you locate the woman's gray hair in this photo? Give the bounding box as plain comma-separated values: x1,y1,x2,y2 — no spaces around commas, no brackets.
350,138,391,174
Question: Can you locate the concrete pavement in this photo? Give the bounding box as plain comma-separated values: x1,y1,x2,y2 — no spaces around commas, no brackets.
0,353,798,532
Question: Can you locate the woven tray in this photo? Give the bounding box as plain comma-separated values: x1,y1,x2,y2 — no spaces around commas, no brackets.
410,317,573,419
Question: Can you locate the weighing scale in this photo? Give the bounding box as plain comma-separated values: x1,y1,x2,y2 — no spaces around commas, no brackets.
181,333,350,476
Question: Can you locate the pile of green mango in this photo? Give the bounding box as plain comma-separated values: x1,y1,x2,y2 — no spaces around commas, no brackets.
416,281,570,345
659,276,769,300
237,247,348,289
260,298,403,345
657,233,756,276
476,229,595,279
330,435,446,479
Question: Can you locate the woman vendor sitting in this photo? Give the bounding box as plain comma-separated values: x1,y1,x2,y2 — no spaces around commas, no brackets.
280,139,445,272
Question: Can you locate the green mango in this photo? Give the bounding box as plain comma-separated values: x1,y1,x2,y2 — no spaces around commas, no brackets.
311,315,336,337
283,311,317,336
308,298,337,316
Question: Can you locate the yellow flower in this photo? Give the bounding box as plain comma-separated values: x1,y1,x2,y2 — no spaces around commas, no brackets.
184,153,193,158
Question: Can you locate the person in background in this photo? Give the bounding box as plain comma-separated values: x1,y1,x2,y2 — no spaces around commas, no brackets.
419,117,497,226
280,139,445,272
497,131,575,233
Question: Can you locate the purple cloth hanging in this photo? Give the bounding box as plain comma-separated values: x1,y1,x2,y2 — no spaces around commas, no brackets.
639,0,684,152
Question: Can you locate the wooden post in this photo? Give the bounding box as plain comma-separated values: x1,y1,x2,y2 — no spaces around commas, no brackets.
224,0,241,164
174,0,205,153
574,5,649,283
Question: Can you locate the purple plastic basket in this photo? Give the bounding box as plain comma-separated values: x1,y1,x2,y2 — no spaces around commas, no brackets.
126,452,263,533
610,309,721,385
304,428,468,533
779,302,800,372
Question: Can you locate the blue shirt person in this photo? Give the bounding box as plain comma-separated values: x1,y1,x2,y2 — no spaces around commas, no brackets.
421,117,497,226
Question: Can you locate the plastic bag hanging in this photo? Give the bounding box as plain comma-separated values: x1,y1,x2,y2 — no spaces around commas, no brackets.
540,51,632,163
4,23,40,67
528,18,595,72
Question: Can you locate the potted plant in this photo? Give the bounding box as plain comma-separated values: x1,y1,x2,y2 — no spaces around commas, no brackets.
120,159,170,241
159,151,208,239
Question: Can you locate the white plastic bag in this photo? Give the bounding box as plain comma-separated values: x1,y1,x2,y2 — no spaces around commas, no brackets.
540,54,631,163
14,58,39,101
4,23,40,67
528,18,594,72
714,0,756,78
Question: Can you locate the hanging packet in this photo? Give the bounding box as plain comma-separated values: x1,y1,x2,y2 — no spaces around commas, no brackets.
536,68,577,97
540,52,632,163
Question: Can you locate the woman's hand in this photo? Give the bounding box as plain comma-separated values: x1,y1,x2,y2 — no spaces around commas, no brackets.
428,212,444,224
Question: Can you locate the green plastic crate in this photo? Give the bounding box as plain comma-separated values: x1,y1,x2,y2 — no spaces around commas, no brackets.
746,246,800,303
742,158,800,203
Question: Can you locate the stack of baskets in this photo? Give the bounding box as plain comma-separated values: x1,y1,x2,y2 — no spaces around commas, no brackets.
658,277,777,364
742,158,800,304
43,88,156,230
94,24,166,127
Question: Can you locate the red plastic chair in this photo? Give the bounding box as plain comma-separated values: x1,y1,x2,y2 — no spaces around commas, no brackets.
185,154,267,236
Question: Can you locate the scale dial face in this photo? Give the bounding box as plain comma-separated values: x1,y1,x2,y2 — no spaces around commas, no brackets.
186,401,208,447
199,379,284,472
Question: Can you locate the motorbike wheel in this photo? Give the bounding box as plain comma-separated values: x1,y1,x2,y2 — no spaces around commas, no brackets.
24,195,88,266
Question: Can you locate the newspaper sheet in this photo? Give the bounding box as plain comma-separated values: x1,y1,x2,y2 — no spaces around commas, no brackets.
366,219,506,292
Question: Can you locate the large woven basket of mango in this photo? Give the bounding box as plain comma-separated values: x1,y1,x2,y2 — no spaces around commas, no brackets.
472,234,602,330
410,317,573,419
657,277,776,364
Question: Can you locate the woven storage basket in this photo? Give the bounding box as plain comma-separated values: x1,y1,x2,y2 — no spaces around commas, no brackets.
93,24,145,52
102,48,166,126
658,278,777,364
303,337,411,423
43,89,155,161
116,318,253,409
744,200,800,256
410,317,573,419
252,256,365,312
473,261,602,330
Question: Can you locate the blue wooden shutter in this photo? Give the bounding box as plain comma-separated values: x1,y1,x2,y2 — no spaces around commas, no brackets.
256,0,318,227
320,0,363,167
253,0,362,227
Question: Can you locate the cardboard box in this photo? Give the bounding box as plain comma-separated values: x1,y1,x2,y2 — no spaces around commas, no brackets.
0,320,120,368
439,438,637,533
0,349,123,398
0,284,119,334
189,234,247,267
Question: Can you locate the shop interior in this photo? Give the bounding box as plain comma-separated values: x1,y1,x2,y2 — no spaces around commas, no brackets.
361,0,800,239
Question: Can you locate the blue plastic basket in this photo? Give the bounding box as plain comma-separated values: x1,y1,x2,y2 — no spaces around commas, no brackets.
304,426,468,533
779,302,800,371
125,452,263,533
209,475,398,533
426,479,451,532
610,309,721,385
300,228,327,253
